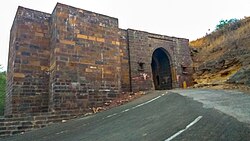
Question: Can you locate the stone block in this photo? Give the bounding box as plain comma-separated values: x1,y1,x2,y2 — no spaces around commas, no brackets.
35,32,44,37
13,73,25,78
77,34,88,40
60,40,75,46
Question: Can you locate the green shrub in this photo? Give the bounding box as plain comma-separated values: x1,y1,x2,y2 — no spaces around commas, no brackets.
0,65,6,116
216,18,239,30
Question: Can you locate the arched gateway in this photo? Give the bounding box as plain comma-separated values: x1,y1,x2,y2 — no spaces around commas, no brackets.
151,48,172,90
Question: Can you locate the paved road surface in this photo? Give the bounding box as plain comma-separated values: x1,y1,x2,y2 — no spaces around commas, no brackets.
3,89,250,141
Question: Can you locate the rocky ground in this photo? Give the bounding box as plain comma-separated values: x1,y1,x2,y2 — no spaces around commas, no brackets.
190,17,250,90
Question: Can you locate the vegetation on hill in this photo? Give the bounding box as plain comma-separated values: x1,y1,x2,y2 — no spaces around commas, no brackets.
190,17,250,88
216,18,239,30
0,65,6,116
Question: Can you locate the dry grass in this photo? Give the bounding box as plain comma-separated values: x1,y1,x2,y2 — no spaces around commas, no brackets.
190,16,250,87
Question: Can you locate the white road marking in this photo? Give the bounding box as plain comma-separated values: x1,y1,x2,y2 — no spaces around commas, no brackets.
105,94,163,119
131,95,162,109
132,103,144,109
143,96,161,105
164,116,203,141
124,109,130,112
55,130,68,135
121,109,130,113
106,113,118,118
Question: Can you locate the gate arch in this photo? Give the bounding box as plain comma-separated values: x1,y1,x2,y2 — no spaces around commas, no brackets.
151,48,172,90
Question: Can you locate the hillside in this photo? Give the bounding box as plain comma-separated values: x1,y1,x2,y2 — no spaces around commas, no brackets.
190,17,250,90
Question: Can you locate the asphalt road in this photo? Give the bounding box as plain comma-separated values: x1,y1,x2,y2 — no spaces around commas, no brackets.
3,89,250,141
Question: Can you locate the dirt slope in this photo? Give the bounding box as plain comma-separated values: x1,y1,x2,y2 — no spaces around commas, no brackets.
190,17,250,89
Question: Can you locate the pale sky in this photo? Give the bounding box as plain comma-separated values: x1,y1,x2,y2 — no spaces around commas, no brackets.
0,0,249,70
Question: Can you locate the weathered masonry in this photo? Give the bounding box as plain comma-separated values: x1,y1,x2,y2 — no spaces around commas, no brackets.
6,3,193,116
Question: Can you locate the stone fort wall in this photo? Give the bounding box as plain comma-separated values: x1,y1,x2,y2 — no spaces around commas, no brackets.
3,3,193,133
5,6,51,116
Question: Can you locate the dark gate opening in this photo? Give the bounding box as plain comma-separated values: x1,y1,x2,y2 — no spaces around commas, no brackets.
151,48,172,90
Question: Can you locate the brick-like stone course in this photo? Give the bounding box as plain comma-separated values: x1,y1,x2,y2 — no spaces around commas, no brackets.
0,113,84,137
